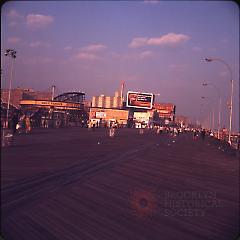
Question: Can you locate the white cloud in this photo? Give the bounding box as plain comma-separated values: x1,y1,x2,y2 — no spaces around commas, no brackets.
7,9,23,19
139,51,153,59
26,14,54,29
29,41,51,48
129,33,190,48
148,33,190,45
129,37,148,48
110,51,153,61
81,44,107,52
7,37,21,44
64,46,72,51
71,43,107,61
75,52,100,60
7,10,23,27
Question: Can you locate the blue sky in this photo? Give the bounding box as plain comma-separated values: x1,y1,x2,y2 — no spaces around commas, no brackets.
1,1,239,131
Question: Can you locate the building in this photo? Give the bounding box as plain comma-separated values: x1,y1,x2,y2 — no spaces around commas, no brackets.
91,90,123,109
1,88,87,128
1,88,52,108
20,91,86,128
1,88,52,128
89,83,127,127
89,108,129,127
133,111,152,128
128,102,176,127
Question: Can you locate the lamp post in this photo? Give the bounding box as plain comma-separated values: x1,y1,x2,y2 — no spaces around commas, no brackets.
4,49,16,128
202,82,222,139
201,96,214,131
198,102,204,128
205,57,233,144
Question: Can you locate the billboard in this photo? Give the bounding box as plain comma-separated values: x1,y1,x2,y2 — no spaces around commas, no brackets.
153,103,176,121
126,91,154,109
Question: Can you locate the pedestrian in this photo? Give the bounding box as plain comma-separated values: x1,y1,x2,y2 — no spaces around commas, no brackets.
201,129,206,141
17,115,25,133
25,116,31,133
193,129,197,140
11,113,19,134
160,126,163,134
109,127,115,137
173,128,178,137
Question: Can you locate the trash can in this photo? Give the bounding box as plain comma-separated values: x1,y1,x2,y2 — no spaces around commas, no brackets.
1,129,13,147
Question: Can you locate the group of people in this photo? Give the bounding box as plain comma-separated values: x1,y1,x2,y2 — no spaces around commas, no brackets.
156,126,182,136
193,129,206,141
154,125,207,141
11,113,32,134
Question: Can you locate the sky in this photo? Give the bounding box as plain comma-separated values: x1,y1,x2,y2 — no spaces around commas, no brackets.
1,1,239,132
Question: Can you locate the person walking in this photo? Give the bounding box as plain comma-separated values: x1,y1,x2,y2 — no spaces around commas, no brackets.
193,129,197,140
173,127,178,137
17,115,25,133
201,129,206,141
11,113,19,134
25,116,31,133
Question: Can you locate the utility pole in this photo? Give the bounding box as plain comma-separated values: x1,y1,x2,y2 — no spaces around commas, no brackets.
4,49,16,128
52,85,56,101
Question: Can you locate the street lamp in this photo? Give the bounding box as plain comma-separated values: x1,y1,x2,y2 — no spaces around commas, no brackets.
4,49,17,128
205,57,234,144
200,96,214,131
202,82,222,139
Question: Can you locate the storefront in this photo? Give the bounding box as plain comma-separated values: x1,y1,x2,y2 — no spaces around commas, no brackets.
89,108,129,127
19,99,87,128
133,111,152,128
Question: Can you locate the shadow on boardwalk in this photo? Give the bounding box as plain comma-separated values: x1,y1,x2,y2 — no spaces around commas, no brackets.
1,128,239,240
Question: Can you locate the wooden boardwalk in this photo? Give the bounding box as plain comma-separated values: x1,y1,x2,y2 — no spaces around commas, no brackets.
1,128,239,240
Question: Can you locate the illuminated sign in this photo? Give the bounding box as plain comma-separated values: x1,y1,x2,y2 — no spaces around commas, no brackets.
20,100,81,110
133,112,151,122
96,112,106,118
126,91,154,109
154,103,175,112
90,108,129,121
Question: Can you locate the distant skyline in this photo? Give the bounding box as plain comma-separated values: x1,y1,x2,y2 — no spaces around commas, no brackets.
1,1,239,131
